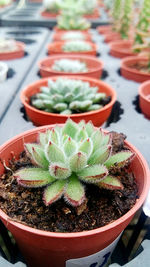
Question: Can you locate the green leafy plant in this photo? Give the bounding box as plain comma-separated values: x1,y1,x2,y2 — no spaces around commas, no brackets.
83,0,98,15
14,119,133,207
132,0,150,71
63,40,92,52
31,78,107,114
43,0,59,13
56,0,91,30
111,0,123,32
119,0,134,39
61,31,86,41
52,59,88,73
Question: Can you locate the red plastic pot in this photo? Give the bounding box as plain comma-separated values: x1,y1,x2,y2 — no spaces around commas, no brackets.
38,55,104,79
41,10,59,18
0,126,149,267
97,25,112,35
47,41,97,56
52,31,92,42
104,32,122,43
110,40,136,58
0,41,25,60
121,56,150,83
20,75,116,126
139,80,150,119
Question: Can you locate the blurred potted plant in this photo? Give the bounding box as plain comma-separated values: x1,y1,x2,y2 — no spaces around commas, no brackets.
38,54,104,79
0,38,25,60
54,0,91,31
20,76,116,126
47,40,97,56
41,0,60,18
0,119,149,267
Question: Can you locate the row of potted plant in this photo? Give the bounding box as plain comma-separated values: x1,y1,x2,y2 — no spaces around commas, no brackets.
97,0,150,118
0,1,149,267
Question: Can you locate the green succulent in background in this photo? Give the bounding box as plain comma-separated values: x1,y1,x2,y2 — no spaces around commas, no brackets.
119,0,134,39
111,0,123,32
83,0,98,15
52,59,88,73
62,41,92,52
61,31,86,41
0,0,11,6
134,0,150,45
14,119,133,207
56,0,91,30
31,78,107,115
43,0,59,13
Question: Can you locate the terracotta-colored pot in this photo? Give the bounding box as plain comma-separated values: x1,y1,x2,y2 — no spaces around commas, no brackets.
47,41,97,56
104,32,122,43
84,8,100,19
52,32,92,42
97,25,112,35
53,26,89,33
41,10,59,18
0,42,25,60
20,75,116,126
38,55,104,79
121,56,150,83
0,126,149,267
139,80,150,119
110,40,136,58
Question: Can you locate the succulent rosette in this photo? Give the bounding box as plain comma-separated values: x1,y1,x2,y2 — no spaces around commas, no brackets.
14,120,133,207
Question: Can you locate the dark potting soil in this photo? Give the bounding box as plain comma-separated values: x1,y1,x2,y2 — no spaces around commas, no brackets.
0,132,138,233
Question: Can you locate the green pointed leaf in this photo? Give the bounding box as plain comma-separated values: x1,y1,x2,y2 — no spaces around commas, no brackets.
38,130,51,147
51,128,59,145
91,130,103,152
98,176,124,190
88,145,112,165
15,168,55,187
69,152,87,172
45,142,66,164
62,119,79,139
49,163,71,179
101,132,112,146
78,164,108,183
43,180,66,205
64,175,85,206
32,146,49,169
93,93,106,103
76,127,88,142
105,151,134,168
79,138,93,158
78,120,86,128
85,121,95,136
25,144,49,169
63,137,77,157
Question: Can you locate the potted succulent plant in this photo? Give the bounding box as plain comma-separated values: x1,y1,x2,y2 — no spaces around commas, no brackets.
0,0,12,8
139,80,150,118
0,61,8,82
82,0,100,19
104,0,134,44
54,0,91,31
41,0,60,18
0,38,25,60
52,31,92,42
121,0,150,82
110,0,149,58
0,119,149,267
20,76,116,126
38,55,104,79
47,40,97,56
